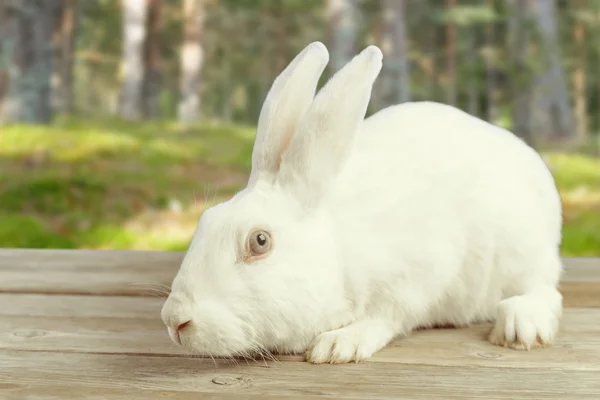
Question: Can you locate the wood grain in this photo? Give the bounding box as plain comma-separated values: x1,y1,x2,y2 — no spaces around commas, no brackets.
0,249,598,399
561,258,600,282
561,282,600,307
1,350,600,399
0,248,182,296
0,293,161,319
1,294,599,369
1,249,598,298
0,386,305,400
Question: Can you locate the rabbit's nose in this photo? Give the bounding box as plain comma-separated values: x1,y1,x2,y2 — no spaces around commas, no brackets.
164,317,192,345
176,320,192,333
172,319,192,345
161,297,194,344
161,309,190,333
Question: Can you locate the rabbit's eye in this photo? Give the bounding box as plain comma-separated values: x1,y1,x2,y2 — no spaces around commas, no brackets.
247,229,272,257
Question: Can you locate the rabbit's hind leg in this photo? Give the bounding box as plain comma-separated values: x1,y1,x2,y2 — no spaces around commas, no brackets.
488,284,562,350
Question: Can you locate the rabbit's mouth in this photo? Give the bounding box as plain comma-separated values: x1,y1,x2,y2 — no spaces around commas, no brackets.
174,317,258,359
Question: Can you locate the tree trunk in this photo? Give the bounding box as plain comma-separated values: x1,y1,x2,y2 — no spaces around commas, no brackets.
597,27,600,147
221,54,232,122
427,17,438,101
259,7,273,105
142,0,162,119
507,0,533,143
572,0,587,143
0,1,19,122
0,0,59,124
178,0,205,126
379,0,411,106
445,0,457,106
327,0,358,75
467,29,477,116
484,0,497,122
119,0,147,120
531,0,574,141
272,2,287,75
52,0,78,114
370,6,385,110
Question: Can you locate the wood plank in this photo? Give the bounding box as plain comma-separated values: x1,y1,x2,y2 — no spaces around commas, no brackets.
0,248,183,296
0,293,161,319
0,386,303,400
0,249,599,299
0,263,597,324
0,350,598,399
561,282,600,308
1,294,599,370
561,258,600,282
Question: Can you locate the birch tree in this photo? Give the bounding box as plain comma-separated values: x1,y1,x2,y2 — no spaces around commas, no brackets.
507,0,533,142
445,0,457,106
573,0,588,143
0,1,19,122
484,0,498,122
178,0,205,126
466,29,478,117
0,0,59,124
119,0,147,120
327,0,358,75
378,0,411,106
142,0,163,119
530,0,574,141
52,0,78,114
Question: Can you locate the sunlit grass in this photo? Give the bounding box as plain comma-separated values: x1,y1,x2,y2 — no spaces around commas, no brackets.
0,117,599,256
543,152,600,256
545,152,600,192
0,116,251,250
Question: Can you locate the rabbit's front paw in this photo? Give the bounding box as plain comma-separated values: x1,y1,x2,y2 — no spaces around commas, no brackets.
305,318,396,364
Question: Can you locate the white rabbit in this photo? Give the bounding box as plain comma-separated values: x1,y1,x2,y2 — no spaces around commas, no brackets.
161,42,563,364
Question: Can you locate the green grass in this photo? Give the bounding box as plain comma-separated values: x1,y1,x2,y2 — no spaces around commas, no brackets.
0,116,599,256
0,116,255,250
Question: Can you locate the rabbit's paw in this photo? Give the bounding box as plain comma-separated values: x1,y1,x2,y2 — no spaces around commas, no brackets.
305,318,396,364
488,286,562,350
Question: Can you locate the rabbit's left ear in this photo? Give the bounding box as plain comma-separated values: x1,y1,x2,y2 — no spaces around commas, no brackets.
247,42,329,188
276,46,383,207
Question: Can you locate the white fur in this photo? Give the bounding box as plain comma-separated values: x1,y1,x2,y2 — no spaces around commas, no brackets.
161,42,563,364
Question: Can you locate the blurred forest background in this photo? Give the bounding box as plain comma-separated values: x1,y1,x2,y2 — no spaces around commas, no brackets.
0,0,599,256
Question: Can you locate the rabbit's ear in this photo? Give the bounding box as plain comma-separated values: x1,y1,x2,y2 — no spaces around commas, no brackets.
247,42,329,187
277,46,383,207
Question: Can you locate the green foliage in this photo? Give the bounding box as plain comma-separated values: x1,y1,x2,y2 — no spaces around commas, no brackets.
44,0,599,139
0,117,253,250
0,174,106,214
437,4,498,26
0,119,599,256
546,153,600,191
0,214,74,248
2,0,600,255
544,152,600,256
561,210,600,257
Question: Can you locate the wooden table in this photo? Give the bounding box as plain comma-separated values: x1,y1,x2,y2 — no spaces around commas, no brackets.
1,249,599,399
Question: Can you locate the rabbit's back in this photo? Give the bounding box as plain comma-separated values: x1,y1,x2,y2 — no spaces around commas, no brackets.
329,101,562,329
353,101,560,243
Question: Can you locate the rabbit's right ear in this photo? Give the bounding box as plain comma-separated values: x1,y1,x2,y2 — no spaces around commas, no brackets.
275,46,382,208
247,42,329,187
